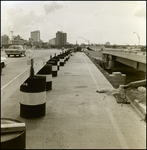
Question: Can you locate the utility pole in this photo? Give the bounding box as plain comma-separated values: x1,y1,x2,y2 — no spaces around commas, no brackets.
79,37,90,45
10,31,14,44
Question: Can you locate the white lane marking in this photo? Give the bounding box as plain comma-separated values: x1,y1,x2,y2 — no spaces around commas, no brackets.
105,108,129,149
83,55,99,90
83,54,129,149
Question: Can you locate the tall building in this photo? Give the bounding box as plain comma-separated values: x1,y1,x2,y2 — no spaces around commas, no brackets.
55,31,67,46
31,30,40,42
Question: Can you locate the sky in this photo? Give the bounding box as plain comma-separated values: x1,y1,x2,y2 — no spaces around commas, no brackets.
1,1,146,45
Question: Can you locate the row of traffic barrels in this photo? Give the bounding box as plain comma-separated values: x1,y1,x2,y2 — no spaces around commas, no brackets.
20,49,73,119
1,49,74,149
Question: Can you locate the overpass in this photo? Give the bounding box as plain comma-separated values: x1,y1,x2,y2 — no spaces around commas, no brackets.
102,49,146,72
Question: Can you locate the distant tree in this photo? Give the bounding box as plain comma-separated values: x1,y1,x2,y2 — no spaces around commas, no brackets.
105,41,110,45
140,46,146,52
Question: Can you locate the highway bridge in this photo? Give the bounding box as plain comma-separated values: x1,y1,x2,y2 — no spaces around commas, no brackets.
102,49,146,72
1,48,146,149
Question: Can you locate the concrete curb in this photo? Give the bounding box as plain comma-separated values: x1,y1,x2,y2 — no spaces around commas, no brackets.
126,94,146,121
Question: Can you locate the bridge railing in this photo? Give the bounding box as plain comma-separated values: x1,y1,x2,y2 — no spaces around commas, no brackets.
103,48,146,55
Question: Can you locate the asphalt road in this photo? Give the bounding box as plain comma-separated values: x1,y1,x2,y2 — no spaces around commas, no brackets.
1,49,61,87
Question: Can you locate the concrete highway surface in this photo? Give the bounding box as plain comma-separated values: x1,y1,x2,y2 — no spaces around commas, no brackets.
1,51,146,149
1,49,61,87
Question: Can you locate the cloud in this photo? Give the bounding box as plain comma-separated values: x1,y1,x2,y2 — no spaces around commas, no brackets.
134,4,146,19
43,1,64,15
5,7,45,33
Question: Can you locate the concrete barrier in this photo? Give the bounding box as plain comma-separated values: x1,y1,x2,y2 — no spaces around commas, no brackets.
20,76,46,118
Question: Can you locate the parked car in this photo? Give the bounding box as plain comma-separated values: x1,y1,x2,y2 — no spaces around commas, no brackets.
1,56,7,68
1,56,7,74
5,45,26,57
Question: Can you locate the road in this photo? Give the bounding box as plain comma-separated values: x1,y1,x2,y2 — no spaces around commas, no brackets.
1,52,146,149
1,49,61,87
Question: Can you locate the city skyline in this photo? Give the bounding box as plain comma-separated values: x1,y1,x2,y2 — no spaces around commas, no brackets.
1,1,146,45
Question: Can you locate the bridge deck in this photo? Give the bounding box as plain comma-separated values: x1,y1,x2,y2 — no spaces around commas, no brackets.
1,52,146,149
102,50,146,64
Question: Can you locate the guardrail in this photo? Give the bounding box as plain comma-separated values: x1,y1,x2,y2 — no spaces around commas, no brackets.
103,49,146,55
1,50,63,103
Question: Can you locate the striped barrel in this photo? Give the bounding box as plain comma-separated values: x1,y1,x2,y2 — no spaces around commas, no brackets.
62,53,68,63
52,57,60,70
66,51,70,60
1,118,26,149
47,59,58,77
65,52,69,61
20,76,46,118
58,54,65,66
37,64,52,91
67,51,71,60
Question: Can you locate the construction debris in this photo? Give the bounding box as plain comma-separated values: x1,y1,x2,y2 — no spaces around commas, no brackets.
112,86,130,104
120,79,146,89
96,79,146,104
96,86,130,104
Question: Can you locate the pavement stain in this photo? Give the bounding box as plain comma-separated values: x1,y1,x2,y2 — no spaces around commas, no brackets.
75,86,87,88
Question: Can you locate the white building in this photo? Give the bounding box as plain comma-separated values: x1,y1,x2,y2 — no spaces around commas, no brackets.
49,38,56,45
31,30,40,42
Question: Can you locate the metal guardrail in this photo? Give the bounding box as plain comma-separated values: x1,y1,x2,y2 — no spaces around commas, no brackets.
1,50,62,103
103,48,146,55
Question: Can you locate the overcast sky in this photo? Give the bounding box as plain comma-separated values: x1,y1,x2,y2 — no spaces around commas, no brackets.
1,1,146,45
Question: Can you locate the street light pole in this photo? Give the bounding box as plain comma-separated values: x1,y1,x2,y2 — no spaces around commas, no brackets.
79,37,90,45
133,32,140,45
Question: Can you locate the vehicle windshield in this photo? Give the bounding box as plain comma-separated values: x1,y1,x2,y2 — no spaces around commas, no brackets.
9,45,23,49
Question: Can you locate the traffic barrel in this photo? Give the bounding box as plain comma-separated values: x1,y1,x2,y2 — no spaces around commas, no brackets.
63,53,68,63
66,51,70,60
37,64,52,91
52,56,60,70
58,54,66,66
1,118,26,149
47,59,58,77
58,54,65,66
20,76,46,118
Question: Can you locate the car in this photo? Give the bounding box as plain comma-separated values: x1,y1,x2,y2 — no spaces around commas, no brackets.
1,56,7,68
5,45,26,57
1,56,7,74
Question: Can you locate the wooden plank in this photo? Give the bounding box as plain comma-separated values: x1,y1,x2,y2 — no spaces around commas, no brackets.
1,123,26,133
121,79,146,89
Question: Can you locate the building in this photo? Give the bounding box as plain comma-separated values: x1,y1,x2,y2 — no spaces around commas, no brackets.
55,31,67,47
1,34,10,44
31,30,40,42
11,35,27,45
49,38,56,45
